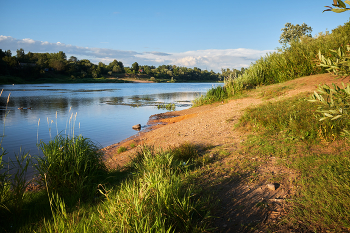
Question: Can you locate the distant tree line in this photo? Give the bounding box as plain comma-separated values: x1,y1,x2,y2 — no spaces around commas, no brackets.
0,49,125,81
0,48,235,83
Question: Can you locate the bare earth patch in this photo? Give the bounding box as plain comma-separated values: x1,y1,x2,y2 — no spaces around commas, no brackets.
101,73,350,232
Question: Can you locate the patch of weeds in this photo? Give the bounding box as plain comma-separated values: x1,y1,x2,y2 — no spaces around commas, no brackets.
117,146,127,154
240,94,322,142
218,148,231,157
260,85,294,99
171,142,199,162
130,142,136,148
238,92,350,231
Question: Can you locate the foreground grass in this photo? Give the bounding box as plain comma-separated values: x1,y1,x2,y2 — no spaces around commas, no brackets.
238,93,350,231
0,142,215,232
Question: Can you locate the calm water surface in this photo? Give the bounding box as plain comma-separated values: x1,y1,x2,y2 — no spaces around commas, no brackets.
0,82,222,162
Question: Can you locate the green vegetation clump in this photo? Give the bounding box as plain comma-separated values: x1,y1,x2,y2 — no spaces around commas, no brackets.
95,146,211,232
194,20,350,106
0,139,214,232
234,20,350,89
117,146,127,154
35,135,107,201
193,85,228,106
157,103,176,111
318,44,350,77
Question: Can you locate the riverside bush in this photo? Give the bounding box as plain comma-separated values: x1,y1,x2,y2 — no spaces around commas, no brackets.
35,135,107,200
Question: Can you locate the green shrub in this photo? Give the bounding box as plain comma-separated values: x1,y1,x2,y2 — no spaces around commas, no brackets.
317,45,350,77
35,135,107,200
309,83,350,139
171,142,199,162
193,83,233,106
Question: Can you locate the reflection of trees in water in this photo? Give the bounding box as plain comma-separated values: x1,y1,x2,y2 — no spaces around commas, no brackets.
0,91,205,121
0,96,97,120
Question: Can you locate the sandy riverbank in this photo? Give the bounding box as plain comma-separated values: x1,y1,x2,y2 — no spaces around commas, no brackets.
102,73,349,168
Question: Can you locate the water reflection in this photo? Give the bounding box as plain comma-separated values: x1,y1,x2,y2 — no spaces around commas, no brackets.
0,83,223,163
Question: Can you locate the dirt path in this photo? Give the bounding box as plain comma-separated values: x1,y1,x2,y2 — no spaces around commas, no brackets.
102,73,349,232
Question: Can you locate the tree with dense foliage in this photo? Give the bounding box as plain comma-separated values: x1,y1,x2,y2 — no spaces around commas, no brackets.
108,59,124,74
132,62,139,73
279,22,312,45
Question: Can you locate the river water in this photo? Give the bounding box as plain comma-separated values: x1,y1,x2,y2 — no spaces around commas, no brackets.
0,82,221,162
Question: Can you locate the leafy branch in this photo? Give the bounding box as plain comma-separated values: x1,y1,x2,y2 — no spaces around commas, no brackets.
324,0,350,13
318,45,350,78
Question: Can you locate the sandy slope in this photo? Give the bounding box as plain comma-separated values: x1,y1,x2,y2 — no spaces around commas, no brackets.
102,73,349,168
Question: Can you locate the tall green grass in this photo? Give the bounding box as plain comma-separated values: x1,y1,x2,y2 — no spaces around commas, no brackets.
194,20,350,106
97,146,211,232
35,145,213,233
192,81,238,106
233,21,350,90
35,134,107,201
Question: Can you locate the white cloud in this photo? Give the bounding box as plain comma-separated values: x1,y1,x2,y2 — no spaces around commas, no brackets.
0,35,275,72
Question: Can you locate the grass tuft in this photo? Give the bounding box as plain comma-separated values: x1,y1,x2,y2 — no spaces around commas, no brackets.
35,134,107,201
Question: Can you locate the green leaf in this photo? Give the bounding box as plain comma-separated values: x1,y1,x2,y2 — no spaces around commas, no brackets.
331,115,343,120
331,8,349,13
338,0,347,8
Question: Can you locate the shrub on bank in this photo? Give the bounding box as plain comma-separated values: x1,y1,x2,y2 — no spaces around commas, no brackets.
35,135,107,201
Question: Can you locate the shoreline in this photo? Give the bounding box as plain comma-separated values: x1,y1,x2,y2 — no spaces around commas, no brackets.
101,110,189,168
101,73,350,169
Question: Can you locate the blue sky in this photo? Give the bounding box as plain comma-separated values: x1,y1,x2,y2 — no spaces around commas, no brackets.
0,0,349,72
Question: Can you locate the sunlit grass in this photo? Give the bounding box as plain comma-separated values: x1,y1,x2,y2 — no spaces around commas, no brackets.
237,93,350,231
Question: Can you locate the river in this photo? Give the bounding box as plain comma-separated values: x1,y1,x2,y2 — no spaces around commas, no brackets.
0,82,222,162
